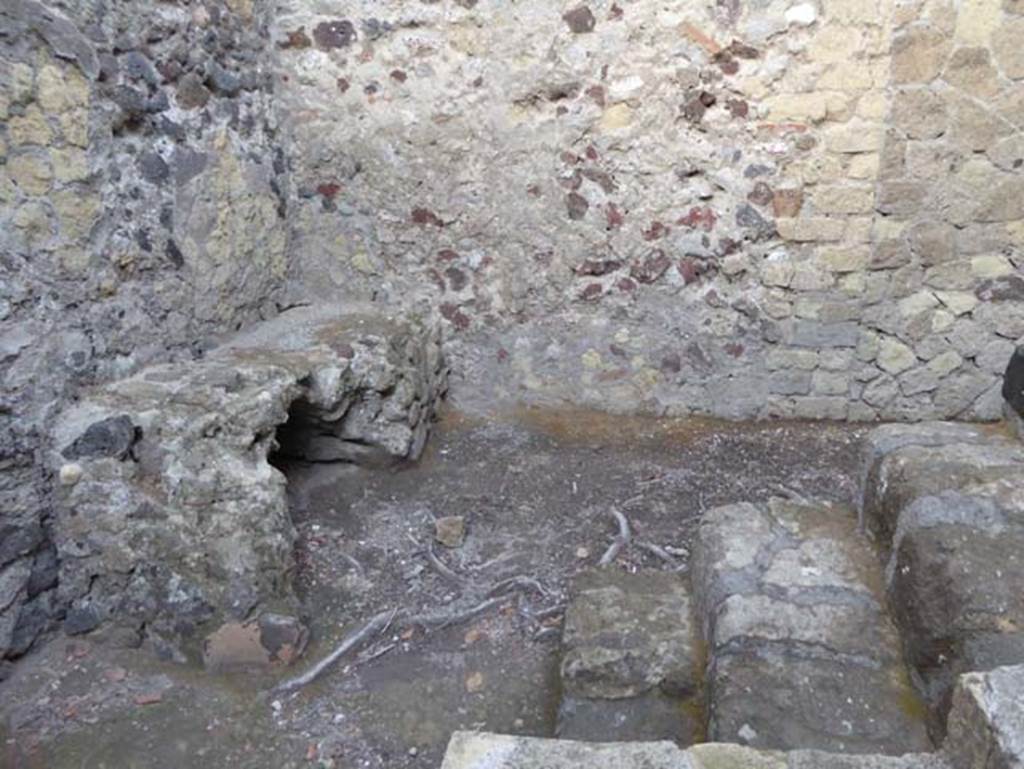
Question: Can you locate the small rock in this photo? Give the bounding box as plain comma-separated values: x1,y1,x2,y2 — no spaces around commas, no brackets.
176,72,211,109
64,606,101,635
206,63,242,97
563,5,596,33
62,415,138,460
104,666,127,682
435,516,466,548
1003,346,1024,418
465,671,485,693
785,3,817,25
133,691,163,706
59,463,83,486
575,546,590,559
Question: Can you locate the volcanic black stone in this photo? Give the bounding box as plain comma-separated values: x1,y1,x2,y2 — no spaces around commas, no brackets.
1003,346,1024,418
62,415,139,460
64,606,101,635
138,151,169,184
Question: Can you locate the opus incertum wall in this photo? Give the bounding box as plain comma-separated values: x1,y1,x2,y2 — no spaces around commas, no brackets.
274,0,1024,422
1,0,1022,674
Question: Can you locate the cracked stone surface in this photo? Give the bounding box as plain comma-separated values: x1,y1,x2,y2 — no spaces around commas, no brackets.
693,498,931,755
47,305,446,662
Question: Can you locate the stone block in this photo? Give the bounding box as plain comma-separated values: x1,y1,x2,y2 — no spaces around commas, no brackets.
440,732,690,769
693,499,931,755
826,123,884,154
891,88,947,140
892,27,952,84
560,569,697,699
877,337,917,375
993,17,1024,80
888,489,1024,735
557,568,701,744
945,665,1024,769
818,246,870,273
813,186,876,215
943,47,1001,98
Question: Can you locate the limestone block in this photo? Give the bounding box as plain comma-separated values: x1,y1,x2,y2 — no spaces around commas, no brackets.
6,105,53,146
891,88,948,139
992,17,1024,79
812,186,876,215
892,26,953,84
777,218,846,242
826,123,884,153
943,46,1002,97
818,246,870,272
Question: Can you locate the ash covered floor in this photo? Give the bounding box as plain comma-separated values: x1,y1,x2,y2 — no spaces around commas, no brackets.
1,408,870,769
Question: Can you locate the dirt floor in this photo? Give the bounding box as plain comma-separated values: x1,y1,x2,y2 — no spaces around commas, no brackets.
1,407,871,769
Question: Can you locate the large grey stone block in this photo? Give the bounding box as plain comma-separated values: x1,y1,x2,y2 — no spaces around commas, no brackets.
693,498,931,755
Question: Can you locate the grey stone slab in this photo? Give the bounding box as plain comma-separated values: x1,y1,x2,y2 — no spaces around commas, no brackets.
558,568,701,745
561,569,698,700
887,509,1024,736
861,440,1024,544
709,647,929,755
786,751,950,769
694,499,931,755
440,731,693,769
945,665,1024,769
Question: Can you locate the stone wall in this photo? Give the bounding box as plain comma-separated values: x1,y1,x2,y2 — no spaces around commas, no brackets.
0,0,290,670
273,0,1023,421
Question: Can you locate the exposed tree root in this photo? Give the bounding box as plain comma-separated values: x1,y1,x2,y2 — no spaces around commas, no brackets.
273,608,397,694
598,507,632,566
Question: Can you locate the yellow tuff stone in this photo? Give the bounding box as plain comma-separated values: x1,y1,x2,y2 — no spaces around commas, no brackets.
7,151,54,195
817,245,870,272
7,104,53,146
599,103,633,131
777,218,846,242
53,188,101,241
51,147,90,183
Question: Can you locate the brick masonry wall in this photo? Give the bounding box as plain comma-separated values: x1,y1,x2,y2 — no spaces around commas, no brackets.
273,0,1023,422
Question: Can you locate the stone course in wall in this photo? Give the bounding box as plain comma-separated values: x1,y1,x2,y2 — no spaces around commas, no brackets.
273,0,1022,423
0,0,289,671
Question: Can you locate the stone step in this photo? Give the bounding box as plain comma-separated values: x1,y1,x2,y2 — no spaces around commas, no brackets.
440,731,950,769
692,498,931,755
860,423,1024,737
557,569,701,744
441,664,1024,767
